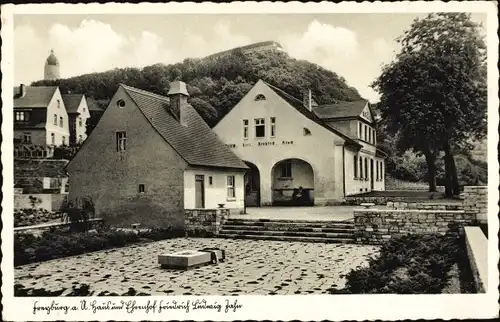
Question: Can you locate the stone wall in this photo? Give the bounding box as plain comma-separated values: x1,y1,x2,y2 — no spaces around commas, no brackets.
344,195,421,205
387,201,464,211
464,226,488,293
185,208,230,237
463,186,488,223
354,208,477,245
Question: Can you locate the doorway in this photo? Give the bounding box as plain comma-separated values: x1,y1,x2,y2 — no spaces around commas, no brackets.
195,175,205,208
244,161,261,207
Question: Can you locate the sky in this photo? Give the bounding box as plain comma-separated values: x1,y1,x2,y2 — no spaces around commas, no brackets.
14,13,487,102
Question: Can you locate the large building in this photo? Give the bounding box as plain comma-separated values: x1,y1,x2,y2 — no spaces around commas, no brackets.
66,81,248,229
44,49,60,80
13,85,70,158
213,79,386,207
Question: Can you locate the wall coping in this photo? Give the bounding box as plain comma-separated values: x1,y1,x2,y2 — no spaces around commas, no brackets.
464,226,488,292
354,209,466,214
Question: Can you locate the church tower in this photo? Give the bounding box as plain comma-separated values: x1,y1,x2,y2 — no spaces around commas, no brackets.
44,49,60,80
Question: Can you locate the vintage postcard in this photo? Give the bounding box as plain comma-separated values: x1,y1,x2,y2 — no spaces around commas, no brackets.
1,1,499,321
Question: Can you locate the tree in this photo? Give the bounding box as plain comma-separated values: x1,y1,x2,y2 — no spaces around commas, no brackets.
372,13,487,196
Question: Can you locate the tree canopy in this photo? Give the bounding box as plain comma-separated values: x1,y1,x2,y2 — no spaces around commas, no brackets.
372,13,487,195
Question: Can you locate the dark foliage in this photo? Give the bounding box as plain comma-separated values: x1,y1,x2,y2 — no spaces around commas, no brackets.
331,235,466,294
14,227,184,266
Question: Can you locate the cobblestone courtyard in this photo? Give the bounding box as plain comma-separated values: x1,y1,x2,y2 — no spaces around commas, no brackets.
15,238,379,296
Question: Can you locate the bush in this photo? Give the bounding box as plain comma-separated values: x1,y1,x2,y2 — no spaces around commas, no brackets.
332,235,462,294
14,208,61,227
14,227,183,266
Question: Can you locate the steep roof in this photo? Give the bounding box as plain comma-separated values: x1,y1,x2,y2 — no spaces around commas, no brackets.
262,81,361,148
313,100,369,119
14,86,58,108
86,97,106,112
121,84,248,170
62,94,84,114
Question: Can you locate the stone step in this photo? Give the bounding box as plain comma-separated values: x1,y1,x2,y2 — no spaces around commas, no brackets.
221,225,354,233
219,229,354,239
225,219,354,229
217,233,354,244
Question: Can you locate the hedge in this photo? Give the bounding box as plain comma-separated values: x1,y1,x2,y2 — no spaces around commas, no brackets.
329,234,474,294
14,227,184,266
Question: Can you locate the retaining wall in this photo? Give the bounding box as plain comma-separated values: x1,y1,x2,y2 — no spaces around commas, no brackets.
464,226,488,293
354,208,477,245
463,186,488,223
185,208,230,237
387,201,464,211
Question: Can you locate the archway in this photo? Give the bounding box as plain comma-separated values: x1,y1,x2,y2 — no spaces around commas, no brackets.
271,158,314,206
244,161,261,207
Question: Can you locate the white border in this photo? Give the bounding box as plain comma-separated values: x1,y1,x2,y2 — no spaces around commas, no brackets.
2,2,499,321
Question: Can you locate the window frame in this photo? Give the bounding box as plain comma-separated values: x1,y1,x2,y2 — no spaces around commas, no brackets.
79,117,83,127
138,184,145,193
243,119,249,140
59,116,63,127
354,155,358,179
364,158,368,181
227,175,236,200
270,117,276,137
50,133,55,145
23,132,32,144
359,156,363,179
254,118,266,138
116,131,127,152
280,162,292,178
53,114,58,126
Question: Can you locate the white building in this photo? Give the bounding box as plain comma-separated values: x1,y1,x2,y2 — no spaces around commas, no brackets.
213,79,386,207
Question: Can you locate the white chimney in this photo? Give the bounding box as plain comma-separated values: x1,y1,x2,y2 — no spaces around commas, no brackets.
167,80,189,126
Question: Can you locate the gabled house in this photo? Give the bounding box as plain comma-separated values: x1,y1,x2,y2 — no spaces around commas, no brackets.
66,81,248,229
14,85,70,158
213,79,386,207
62,94,91,145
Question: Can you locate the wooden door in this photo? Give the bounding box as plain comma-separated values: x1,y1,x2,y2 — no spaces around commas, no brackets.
195,175,205,208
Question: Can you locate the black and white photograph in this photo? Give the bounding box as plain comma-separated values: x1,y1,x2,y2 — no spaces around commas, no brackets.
1,2,498,321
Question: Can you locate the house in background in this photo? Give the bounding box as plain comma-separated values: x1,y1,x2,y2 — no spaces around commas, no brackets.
66,81,248,229
213,79,386,207
62,93,91,145
14,85,70,158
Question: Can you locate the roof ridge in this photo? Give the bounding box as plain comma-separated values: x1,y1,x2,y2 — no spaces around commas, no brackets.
262,81,304,105
120,84,170,102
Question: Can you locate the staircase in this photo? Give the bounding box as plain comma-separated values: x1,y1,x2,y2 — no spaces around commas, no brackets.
218,218,356,244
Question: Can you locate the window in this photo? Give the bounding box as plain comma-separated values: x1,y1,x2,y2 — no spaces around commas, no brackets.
23,133,31,144
78,135,83,143
364,158,368,180
59,116,63,127
117,99,126,108
50,133,55,145
138,184,145,193
53,114,58,125
380,162,384,180
62,136,66,146
208,176,213,186
280,162,292,178
303,127,311,136
368,127,372,143
243,119,249,139
376,161,379,180
116,131,127,151
255,94,266,101
83,107,86,112
270,117,276,137
358,122,362,139
354,155,358,178
359,157,363,179
79,117,83,127
373,129,376,144
255,118,265,138
15,111,29,121
227,176,235,199
57,99,61,108
364,125,368,141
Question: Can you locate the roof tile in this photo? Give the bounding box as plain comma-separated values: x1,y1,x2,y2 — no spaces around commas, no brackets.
14,86,58,108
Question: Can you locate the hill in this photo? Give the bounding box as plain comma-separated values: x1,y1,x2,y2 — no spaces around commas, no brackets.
31,49,361,127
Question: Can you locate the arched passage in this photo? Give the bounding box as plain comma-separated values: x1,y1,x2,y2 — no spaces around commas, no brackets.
244,161,261,207
271,158,314,206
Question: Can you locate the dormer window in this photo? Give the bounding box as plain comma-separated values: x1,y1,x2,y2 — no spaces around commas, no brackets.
303,127,311,136
255,94,266,101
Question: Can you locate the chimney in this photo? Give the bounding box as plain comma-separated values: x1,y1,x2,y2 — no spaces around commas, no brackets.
302,89,312,111
19,84,26,97
167,80,189,126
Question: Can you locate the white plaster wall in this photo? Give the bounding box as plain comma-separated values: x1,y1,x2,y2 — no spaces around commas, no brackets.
45,89,70,146
76,97,91,143
213,80,345,205
344,149,385,196
184,169,245,211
